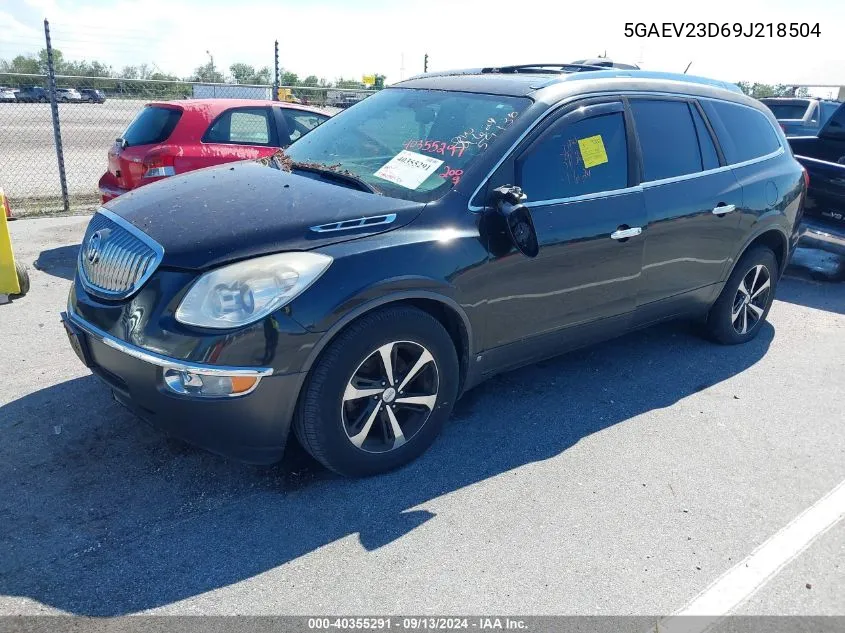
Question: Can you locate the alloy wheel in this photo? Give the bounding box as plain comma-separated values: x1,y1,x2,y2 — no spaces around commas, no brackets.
341,340,439,453
731,264,771,335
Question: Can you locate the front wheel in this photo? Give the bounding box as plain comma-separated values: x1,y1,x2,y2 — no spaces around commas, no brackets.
294,306,459,477
704,246,778,345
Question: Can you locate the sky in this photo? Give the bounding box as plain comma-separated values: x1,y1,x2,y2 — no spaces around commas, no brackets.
1,0,844,93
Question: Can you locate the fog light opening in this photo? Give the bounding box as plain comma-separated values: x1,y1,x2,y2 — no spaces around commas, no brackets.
163,369,259,397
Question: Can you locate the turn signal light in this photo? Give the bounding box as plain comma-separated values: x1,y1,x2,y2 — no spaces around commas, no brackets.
162,368,260,397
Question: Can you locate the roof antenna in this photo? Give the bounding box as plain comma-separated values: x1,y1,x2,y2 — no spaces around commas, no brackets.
683,61,693,74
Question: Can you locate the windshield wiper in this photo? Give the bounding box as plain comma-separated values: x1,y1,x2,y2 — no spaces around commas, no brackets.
291,162,379,194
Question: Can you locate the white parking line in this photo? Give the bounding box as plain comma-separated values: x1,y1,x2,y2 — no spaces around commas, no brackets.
658,478,845,633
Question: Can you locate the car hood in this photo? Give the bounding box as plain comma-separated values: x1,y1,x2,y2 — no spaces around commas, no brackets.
104,160,424,270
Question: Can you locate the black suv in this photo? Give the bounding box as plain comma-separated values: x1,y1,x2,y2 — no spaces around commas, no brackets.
62,66,805,476
15,86,47,103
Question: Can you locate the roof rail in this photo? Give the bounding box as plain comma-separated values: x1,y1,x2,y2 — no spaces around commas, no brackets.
481,63,613,74
556,69,744,94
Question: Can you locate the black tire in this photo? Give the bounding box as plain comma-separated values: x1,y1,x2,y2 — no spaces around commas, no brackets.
705,246,778,345
14,261,30,296
294,305,459,477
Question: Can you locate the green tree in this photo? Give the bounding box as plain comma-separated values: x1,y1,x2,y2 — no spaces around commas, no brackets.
301,74,320,86
37,48,64,73
229,63,271,84
736,82,810,99
193,61,225,83
63,59,112,77
230,62,255,83
280,70,299,86
336,77,364,89
0,54,41,75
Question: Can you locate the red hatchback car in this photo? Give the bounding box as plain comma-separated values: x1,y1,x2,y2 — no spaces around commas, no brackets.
98,99,331,202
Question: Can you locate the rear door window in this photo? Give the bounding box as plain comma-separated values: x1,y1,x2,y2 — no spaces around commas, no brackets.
700,100,782,164
630,99,703,181
204,107,274,146
517,111,629,201
122,106,182,147
690,105,721,170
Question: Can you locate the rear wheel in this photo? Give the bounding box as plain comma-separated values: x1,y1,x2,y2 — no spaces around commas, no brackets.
294,306,459,477
705,246,777,345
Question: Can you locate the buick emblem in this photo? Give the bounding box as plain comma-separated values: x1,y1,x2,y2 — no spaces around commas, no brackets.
87,230,104,264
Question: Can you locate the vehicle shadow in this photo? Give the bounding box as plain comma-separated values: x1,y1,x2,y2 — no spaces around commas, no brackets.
33,244,80,281
0,320,774,615
785,247,845,283
777,273,845,315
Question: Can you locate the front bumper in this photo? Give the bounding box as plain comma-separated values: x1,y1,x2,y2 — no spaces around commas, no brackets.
62,309,306,464
799,216,845,257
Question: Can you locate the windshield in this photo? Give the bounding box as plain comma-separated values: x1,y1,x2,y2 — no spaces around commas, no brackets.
284,88,530,201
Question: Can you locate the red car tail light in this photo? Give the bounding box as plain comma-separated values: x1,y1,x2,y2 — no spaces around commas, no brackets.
142,150,177,179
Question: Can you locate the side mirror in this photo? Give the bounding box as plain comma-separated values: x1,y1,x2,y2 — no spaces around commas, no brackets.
491,185,539,258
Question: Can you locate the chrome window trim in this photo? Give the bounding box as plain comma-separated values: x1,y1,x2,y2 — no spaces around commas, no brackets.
468,90,786,212
522,185,643,208
78,208,165,300
793,154,845,169
640,147,785,189
66,306,273,378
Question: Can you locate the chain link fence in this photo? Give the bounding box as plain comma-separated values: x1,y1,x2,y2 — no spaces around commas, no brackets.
0,73,376,217
1,14,379,218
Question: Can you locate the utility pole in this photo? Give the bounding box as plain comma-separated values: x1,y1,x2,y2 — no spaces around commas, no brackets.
44,19,69,213
206,50,215,78
273,39,280,101
424,53,428,73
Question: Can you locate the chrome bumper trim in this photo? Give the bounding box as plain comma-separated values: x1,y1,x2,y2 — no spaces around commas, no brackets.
65,308,273,378
799,220,845,257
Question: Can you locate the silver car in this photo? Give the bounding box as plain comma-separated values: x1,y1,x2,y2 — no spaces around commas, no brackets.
56,88,83,103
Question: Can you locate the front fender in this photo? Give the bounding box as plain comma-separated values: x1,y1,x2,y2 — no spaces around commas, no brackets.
297,288,474,374
285,221,491,372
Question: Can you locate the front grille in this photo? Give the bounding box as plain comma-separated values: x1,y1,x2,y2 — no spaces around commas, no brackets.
78,210,164,299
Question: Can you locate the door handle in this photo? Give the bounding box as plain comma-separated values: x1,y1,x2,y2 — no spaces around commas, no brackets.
610,227,643,241
712,204,736,216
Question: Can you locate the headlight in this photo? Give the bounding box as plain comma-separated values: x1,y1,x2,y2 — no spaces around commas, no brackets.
175,252,332,329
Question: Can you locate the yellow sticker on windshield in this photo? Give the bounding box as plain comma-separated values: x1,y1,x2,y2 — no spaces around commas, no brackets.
577,135,609,169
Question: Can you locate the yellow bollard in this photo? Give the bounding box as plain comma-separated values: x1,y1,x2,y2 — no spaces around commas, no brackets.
0,188,23,296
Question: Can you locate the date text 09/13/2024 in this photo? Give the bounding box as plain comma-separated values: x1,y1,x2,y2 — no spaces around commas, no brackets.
624,22,821,38
306,617,528,630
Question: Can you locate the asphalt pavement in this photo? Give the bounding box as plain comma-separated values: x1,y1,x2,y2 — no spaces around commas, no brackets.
0,215,843,618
